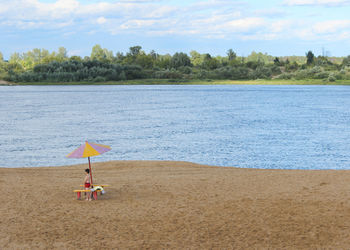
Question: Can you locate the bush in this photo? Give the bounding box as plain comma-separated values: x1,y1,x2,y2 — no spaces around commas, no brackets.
310,66,322,74
294,69,313,80
276,72,294,79
10,60,151,82
231,67,250,80
153,70,182,79
214,67,232,79
248,66,272,79
93,76,106,82
313,72,329,79
328,73,336,82
117,71,125,81
178,66,192,74
270,65,282,75
335,73,343,80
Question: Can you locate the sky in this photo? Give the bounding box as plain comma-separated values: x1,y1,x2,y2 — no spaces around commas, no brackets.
1,0,350,59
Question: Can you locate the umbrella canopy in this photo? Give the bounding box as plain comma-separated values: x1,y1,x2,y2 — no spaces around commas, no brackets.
67,141,111,158
67,141,111,187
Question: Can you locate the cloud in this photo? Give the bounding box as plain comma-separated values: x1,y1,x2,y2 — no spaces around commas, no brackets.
292,19,350,42
120,19,157,30
312,20,350,34
239,33,279,41
269,20,293,33
253,8,287,18
97,17,107,24
283,0,350,6
1,0,350,45
225,17,265,32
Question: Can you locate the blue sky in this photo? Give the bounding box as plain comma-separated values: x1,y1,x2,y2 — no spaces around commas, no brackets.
1,0,350,59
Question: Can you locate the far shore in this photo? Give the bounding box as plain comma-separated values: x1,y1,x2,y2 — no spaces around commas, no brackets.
0,80,14,85
1,160,350,248
2,78,350,86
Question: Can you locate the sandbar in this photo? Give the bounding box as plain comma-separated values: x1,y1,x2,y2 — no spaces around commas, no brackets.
1,161,350,249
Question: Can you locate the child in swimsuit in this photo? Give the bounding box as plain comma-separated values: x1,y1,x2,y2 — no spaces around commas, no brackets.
84,168,91,201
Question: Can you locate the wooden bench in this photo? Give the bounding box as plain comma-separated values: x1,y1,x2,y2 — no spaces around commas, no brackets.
74,184,109,200
74,189,102,200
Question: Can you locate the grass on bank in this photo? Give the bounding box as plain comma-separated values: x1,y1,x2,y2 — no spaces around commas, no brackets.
11,78,350,85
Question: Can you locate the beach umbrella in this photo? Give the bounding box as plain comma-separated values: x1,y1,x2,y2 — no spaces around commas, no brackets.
66,141,111,187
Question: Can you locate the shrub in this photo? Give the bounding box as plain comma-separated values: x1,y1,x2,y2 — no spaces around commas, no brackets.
153,70,182,79
93,76,106,82
276,72,294,79
328,73,336,82
314,72,329,79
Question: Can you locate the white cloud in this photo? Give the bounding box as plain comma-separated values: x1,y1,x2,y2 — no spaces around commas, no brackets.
120,19,157,29
225,17,265,32
284,0,350,6
312,20,350,33
97,17,107,24
239,33,279,41
51,0,79,17
269,20,293,33
253,8,287,18
292,19,350,42
63,31,76,37
0,0,350,45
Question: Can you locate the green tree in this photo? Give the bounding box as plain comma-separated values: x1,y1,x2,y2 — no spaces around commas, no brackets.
314,56,332,66
170,52,191,69
0,51,5,79
306,51,315,65
247,51,273,63
341,55,350,66
128,46,142,57
115,52,125,64
150,50,158,60
227,49,237,61
155,54,171,69
201,53,219,70
135,54,154,69
91,44,104,61
91,44,113,63
9,53,21,64
273,57,280,65
123,46,143,64
69,55,83,62
8,52,24,73
56,47,68,62
190,50,203,67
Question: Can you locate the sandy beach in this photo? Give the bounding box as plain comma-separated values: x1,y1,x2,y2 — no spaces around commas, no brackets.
1,161,350,249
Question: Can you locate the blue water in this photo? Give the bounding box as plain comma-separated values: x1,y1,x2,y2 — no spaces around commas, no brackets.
0,85,349,169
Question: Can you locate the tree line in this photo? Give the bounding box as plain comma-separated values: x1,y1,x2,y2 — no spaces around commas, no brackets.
1,45,350,83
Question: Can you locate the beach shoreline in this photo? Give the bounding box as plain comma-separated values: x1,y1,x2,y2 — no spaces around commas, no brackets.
1,160,350,249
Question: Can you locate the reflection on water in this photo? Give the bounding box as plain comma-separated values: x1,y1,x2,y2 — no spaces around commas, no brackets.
0,84,349,169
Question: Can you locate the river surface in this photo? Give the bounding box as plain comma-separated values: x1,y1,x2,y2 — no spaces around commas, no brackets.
1,84,349,169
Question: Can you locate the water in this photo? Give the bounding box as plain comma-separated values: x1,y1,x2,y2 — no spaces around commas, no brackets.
0,84,349,169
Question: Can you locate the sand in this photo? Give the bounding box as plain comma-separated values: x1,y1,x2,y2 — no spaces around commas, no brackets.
0,80,12,85
1,160,350,249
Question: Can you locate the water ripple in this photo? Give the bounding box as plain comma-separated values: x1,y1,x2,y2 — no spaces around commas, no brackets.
0,85,349,169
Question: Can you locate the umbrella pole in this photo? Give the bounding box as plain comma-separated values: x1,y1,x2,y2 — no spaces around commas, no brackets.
88,156,93,188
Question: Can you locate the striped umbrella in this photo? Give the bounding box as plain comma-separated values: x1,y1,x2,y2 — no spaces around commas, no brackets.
67,141,111,187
